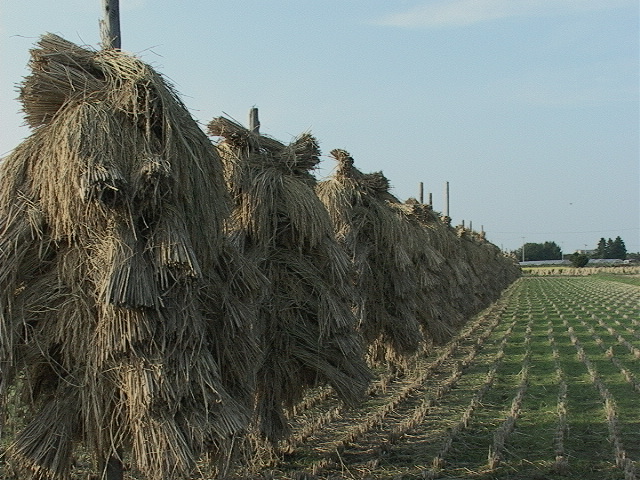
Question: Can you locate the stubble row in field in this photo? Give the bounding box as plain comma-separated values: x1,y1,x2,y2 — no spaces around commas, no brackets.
261,275,639,480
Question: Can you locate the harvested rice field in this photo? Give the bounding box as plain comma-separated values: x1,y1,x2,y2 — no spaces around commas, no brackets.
2,274,638,479
254,274,639,480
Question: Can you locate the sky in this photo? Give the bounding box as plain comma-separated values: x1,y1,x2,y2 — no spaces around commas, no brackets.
1,0,638,254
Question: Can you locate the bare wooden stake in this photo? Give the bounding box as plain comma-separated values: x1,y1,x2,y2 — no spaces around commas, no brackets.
444,181,450,218
419,182,424,204
100,0,121,49
249,107,260,134
99,2,122,478
99,449,123,480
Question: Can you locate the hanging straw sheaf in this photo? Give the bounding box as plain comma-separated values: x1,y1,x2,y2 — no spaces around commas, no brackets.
0,34,254,480
318,150,520,364
7,387,80,480
401,199,455,345
209,117,371,447
317,149,426,367
403,198,520,338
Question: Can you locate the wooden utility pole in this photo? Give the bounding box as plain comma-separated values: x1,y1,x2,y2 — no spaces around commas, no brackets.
100,0,121,49
249,107,260,134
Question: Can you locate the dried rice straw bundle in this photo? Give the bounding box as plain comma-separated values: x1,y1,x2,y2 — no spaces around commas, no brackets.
0,34,257,480
316,150,428,367
209,118,371,446
461,229,521,305
449,223,521,316
401,199,457,345
404,200,519,332
402,199,460,320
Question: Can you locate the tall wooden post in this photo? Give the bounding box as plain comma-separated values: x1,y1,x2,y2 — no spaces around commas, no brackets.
99,3,123,477
444,181,450,218
419,182,424,204
428,192,433,207
104,451,123,480
96,448,123,480
249,107,260,134
100,0,121,49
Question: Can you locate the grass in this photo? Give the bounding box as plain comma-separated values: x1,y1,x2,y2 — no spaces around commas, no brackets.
594,273,640,287
274,275,640,480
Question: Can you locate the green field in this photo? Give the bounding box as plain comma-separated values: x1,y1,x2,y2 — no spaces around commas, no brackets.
264,275,639,480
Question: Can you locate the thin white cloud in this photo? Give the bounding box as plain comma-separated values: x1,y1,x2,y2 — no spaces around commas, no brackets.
373,0,634,28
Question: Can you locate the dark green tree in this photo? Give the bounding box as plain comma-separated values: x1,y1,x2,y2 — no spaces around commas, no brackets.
606,238,614,257
570,252,589,268
594,238,607,258
609,236,627,259
542,241,563,260
515,241,563,261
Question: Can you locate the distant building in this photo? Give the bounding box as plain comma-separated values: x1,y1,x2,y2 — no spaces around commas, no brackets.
587,259,624,265
519,260,571,266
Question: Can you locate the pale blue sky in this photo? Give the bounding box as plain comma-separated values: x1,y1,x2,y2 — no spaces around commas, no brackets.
1,1,638,253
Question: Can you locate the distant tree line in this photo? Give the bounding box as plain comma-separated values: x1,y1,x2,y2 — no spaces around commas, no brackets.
514,236,628,262
514,241,562,262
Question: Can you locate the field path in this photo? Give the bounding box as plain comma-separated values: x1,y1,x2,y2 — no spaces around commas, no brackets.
266,276,639,480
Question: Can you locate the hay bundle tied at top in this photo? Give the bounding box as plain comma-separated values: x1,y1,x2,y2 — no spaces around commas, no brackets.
316,149,434,366
209,117,371,445
0,34,258,480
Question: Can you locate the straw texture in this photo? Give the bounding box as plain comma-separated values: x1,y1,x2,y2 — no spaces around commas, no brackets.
209,118,371,446
0,34,256,480
316,150,426,367
317,150,520,366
